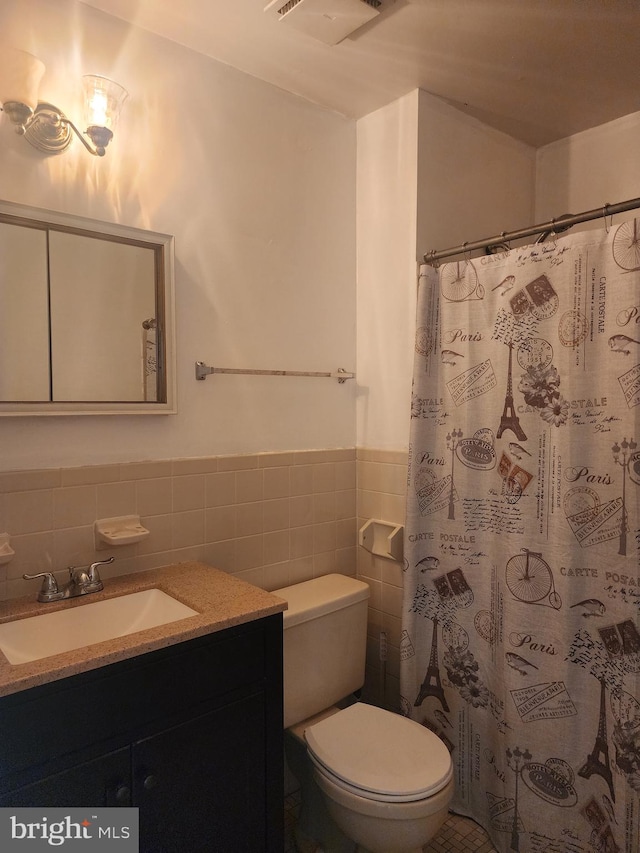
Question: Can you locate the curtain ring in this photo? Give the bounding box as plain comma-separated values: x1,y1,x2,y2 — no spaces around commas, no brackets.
462,241,470,263
603,203,612,234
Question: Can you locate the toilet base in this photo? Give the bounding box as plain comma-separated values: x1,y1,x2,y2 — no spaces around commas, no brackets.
315,767,453,853
323,795,448,853
323,793,447,853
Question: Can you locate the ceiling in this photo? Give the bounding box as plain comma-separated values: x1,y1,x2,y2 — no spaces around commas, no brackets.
81,0,640,147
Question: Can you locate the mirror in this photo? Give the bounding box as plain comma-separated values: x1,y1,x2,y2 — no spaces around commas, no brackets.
0,200,176,415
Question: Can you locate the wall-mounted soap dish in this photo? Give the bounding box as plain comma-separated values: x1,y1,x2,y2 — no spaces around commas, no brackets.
95,516,150,550
0,533,15,565
358,519,404,562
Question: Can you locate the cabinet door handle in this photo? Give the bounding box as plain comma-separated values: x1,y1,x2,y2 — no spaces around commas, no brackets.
143,774,158,790
115,785,131,804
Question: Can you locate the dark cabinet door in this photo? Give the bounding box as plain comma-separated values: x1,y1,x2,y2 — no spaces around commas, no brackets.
0,747,131,808
0,617,282,851
134,692,267,853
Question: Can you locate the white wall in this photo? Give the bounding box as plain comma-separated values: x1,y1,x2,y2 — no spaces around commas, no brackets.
356,89,536,450
355,90,420,454
4,1,635,474
535,111,640,226
416,91,536,262
0,0,357,471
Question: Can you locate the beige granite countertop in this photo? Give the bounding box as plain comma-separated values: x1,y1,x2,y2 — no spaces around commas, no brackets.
0,562,286,698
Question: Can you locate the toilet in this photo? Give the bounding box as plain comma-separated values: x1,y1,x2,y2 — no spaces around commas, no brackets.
275,574,454,853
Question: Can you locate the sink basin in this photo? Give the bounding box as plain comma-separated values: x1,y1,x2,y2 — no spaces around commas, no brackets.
0,589,199,665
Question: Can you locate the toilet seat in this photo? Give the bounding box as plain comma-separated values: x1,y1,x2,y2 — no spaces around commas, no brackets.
304,703,453,804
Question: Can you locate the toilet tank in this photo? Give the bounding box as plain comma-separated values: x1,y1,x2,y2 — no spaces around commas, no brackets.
274,574,370,728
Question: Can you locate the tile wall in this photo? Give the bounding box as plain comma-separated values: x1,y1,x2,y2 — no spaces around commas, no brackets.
356,448,409,712
0,445,409,711
0,449,357,601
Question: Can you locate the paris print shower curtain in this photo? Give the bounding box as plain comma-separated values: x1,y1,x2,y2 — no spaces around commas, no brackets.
401,220,640,853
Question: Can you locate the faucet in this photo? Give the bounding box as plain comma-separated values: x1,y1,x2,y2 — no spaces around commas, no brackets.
23,558,114,603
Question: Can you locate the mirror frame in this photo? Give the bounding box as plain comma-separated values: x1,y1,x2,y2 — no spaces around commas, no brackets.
0,199,176,416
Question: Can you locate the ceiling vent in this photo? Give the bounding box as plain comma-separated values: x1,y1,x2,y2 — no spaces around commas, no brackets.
264,0,382,46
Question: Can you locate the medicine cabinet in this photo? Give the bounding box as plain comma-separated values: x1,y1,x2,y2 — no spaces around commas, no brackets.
0,200,176,415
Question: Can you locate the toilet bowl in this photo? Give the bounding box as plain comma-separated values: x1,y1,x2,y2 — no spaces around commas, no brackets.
275,575,454,853
304,702,453,853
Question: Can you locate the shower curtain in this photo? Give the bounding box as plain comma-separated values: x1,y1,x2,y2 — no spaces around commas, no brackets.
401,219,640,853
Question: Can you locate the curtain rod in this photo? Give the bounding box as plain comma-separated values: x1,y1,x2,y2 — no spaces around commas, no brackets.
423,196,640,265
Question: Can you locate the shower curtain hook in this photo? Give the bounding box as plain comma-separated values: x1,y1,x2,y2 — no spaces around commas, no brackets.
536,221,556,245
462,241,470,263
485,233,511,255
603,203,612,233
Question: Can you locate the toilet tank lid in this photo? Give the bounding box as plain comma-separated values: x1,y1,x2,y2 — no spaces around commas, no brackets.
273,574,370,629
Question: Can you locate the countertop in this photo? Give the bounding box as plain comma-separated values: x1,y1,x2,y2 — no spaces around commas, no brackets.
0,561,286,698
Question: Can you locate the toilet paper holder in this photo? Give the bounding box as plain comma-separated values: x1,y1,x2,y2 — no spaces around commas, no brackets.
358,519,403,562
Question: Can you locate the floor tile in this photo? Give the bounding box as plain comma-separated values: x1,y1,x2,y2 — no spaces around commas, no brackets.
285,794,498,853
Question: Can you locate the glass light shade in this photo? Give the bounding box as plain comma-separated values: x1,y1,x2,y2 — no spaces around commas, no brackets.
82,75,128,131
0,48,45,110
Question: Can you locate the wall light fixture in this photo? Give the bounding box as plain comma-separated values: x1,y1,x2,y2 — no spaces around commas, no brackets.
0,49,127,157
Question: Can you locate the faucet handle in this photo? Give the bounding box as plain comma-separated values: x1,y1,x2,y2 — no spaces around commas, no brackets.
88,557,114,583
22,571,60,602
67,557,113,587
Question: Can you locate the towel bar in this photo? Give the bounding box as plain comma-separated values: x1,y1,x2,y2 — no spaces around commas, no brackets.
195,362,355,383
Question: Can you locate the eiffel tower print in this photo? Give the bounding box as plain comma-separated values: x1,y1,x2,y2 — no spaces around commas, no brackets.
578,677,615,801
414,617,449,711
497,340,527,441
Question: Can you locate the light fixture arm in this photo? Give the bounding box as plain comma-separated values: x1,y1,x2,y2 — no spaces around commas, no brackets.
65,115,113,157
8,102,110,157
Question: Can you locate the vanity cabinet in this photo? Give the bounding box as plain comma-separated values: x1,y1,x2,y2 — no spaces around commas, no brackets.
0,614,283,852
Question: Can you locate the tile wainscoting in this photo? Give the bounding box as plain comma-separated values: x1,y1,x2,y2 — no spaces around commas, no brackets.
0,445,409,713
357,448,409,713
0,449,357,601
